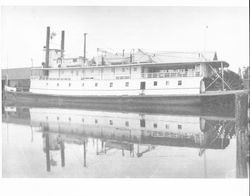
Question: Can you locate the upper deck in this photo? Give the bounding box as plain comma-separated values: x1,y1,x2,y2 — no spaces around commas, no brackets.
31,60,229,81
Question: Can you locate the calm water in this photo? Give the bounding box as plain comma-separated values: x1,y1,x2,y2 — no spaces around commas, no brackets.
2,105,249,178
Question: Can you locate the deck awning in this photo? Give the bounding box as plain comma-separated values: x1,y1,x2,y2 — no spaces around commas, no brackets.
31,60,229,70
140,61,229,69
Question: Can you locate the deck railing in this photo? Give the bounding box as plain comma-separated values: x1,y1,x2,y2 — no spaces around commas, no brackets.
141,72,200,78
31,72,201,81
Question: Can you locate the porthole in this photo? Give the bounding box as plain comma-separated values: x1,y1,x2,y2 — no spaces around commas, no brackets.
95,82,98,87
125,82,129,87
178,80,182,86
154,81,157,86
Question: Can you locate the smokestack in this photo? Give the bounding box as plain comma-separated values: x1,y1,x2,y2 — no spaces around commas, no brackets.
45,26,50,68
61,30,65,58
84,33,87,64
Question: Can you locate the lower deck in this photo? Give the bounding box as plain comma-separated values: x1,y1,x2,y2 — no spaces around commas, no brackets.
30,77,204,96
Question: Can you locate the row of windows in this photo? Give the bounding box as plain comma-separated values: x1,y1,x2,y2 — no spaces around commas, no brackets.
48,116,182,130
59,67,138,75
47,80,182,87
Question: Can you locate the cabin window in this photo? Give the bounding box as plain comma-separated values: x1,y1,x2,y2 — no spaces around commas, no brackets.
46,83,48,86
166,81,169,85
153,123,157,128
178,80,182,86
140,119,145,127
178,125,182,130
122,68,125,72
82,70,85,74
125,121,129,127
68,117,71,121
69,83,71,87
95,82,98,87
82,118,84,122
110,82,113,87
111,68,115,73
154,81,157,86
71,70,74,74
109,120,113,125
82,83,84,87
91,69,94,73
165,124,169,129
125,82,129,87
95,119,98,124
57,116,59,120
73,58,77,62
57,83,59,86
134,67,137,71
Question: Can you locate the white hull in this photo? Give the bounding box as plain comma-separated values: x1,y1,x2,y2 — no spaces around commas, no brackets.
30,77,204,96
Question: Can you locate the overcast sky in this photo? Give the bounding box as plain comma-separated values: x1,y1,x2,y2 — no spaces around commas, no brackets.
1,6,249,71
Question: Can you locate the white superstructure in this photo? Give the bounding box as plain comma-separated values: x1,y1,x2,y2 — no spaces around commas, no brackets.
29,28,229,97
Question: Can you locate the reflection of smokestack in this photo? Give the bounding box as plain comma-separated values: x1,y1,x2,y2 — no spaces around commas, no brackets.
60,142,65,167
61,31,65,58
83,141,87,167
45,133,51,172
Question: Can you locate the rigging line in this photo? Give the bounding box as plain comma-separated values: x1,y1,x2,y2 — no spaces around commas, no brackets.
208,64,232,90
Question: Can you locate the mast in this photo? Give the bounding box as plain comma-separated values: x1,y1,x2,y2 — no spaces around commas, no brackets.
83,33,87,64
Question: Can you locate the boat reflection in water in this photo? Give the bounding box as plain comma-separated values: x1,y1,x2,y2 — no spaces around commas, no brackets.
3,106,241,178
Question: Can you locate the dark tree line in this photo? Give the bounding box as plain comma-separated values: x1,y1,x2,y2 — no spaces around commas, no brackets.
243,66,249,79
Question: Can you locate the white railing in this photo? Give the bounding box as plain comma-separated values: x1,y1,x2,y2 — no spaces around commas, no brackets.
31,76,71,80
141,72,200,78
31,71,201,81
